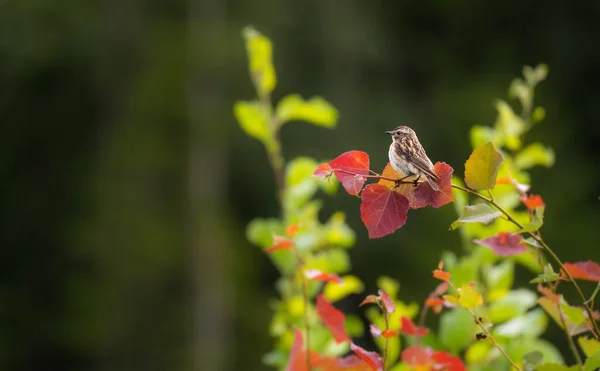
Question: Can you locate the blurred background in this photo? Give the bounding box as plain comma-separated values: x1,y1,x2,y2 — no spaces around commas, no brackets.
1,0,599,370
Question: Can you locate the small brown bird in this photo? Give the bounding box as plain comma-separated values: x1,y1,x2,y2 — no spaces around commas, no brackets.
386,126,440,191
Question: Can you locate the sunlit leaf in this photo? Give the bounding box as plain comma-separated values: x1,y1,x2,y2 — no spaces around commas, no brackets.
488,289,537,322
399,316,428,337
506,338,564,371
560,302,585,325
475,232,527,257
378,163,428,209
520,206,545,233
360,184,409,239
494,100,526,150
413,162,455,208
379,289,396,314
276,94,338,127
457,283,484,308
234,100,270,141
242,27,276,94
562,261,600,282
484,260,514,293
515,143,555,170
583,351,600,371
530,264,560,284
494,309,548,338
324,275,364,302
538,297,592,336
536,364,578,371
450,203,502,230
350,343,384,371
316,294,350,344
464,142,504,190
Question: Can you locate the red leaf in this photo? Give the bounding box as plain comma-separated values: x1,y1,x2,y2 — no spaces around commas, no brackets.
562,261,600,282
360,184,409,239
377,163,428,209
286,328,307,371
522,194,545,210
328,151,370,195
474,232,527,257
359,294,379,307
425,298,445,308
378,289,396,314
313,163,333,178
350,343,384,371
400,316,428,336
305,269,343,284
311,352,372,371
413,162,455,208
369,324,382,338
433,270,452,281
401,345,432,366
316,294,350,344
432,351,466,371
265,235,294,253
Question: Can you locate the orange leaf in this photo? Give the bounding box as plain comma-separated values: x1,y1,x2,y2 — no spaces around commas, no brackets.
377,163,428,209
286,224,300,237
305,269,343,284
316,295,350,344
381,329,398,338
522,194,545,210
425,298,445,308
562,261,600,282
400,316,428,336
286,328,307,371
265,235,293,253
433,270,451,281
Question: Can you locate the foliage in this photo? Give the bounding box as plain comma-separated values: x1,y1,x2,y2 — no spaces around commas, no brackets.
235,28,600,371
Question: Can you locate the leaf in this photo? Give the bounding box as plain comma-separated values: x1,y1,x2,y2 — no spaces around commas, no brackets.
381,329,398,338
400,316,428,336
494,309,548,338
433,269,452,281
578,337,600,358
242,27,276,94
488,289,537,323
359,295,379,307
536,364,579,371
537,297,591,336
328,151,370,195
379,289,396,314
431,351,466,371
514,143,555,170
450,203,502,230
401,345,431,366
530,264,560,284
311,352,372,371
413,162,455,208
350,343,384,371
324,275,364,302
276,94,338,127
286,328,307,371
378,163,428,209
475,232,527,257
457,283,483,309
305,269,343,284
265,235,294,253
584,351,600,371
520,206,545,233
233,101,270,141
313,163,333,178
464,142,504,190
560,302,585,325
562,261,600,282
369,324,382,338
316,294,350,344
360,184,409,239
522,194,545,211
439,308,477,353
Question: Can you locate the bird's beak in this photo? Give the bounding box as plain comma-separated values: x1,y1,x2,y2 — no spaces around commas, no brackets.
385,130,393,135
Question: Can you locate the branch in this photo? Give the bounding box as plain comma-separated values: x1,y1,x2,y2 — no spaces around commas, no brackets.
472,313,522,371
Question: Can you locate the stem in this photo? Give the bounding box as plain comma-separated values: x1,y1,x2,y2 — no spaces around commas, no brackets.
451,183,600,339
300,273,312,371
586,283,600,306
472,313,522,371
383,310,390,371
557,301,584,369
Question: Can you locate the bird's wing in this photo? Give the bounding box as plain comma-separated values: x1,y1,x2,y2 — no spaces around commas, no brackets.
411,154,439,180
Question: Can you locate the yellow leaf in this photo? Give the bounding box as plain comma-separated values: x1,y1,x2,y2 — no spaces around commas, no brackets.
323,275,363,302
276,94,338,127
457,284,484,309
578,337,600,358
464,142,504,190
233,101,269,141
242,27,277,94
443,295,459,305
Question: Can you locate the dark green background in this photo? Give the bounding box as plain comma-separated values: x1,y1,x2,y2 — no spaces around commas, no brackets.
1,0,599,370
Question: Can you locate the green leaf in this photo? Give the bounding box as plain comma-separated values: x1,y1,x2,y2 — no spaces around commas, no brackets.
450,203,502,230
536,364,578,371
523,351,544,371
530,264,560,284
246,218,283,247
584,351,600,371
439,308,477,353
470,125,495,148
578,337,600,358
507,339,563,370
523,64,549,86
233,100,270,141
484,260,514,292
494,100,527,150
276,94,338,127
494,309,548,338
324,212,355,248
242,26,276,94
464,142,504,190
520,206,545,233
515,143,555,170
560,302,585,325
323,275,363,302
488,289,537,323
345,315,364,337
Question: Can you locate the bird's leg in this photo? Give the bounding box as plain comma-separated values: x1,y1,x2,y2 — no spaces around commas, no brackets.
394,174,413,188
412,175,421,187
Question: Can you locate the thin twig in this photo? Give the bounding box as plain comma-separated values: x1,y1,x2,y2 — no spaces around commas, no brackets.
472,313,522,371
331,169,419,185
382,310,390,371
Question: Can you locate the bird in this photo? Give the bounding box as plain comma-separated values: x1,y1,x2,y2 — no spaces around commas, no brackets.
385,126,440,191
